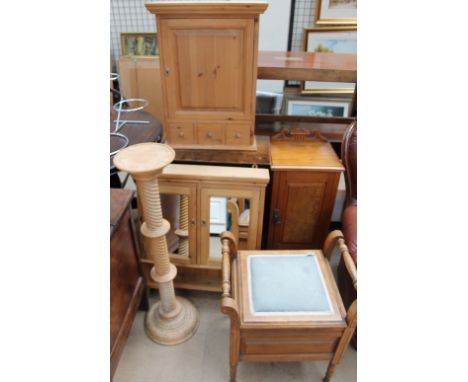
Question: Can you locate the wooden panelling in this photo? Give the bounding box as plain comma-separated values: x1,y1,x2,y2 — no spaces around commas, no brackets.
118,56,164,122
160,18,253,121
269,171,341,249
241,338,338,355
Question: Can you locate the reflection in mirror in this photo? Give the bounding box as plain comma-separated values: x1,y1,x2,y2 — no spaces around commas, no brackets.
160,193,190,257
209,196,251,260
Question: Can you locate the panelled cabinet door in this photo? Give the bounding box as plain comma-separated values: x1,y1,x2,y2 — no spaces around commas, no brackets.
159,18,255,121
268,171,341,249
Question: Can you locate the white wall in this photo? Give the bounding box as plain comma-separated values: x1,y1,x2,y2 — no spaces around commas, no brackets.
256,0,292,93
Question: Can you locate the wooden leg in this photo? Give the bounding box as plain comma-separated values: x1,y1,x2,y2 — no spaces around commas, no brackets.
229,362,238,382
323,302,357,382
323,363,336,382
229,326,239,382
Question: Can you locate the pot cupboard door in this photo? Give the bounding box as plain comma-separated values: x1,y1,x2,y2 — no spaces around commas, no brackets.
159,18,255,122
268,171,340,249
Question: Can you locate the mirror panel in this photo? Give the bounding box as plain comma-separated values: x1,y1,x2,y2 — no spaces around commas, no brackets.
208,196,251,261
160,192,191,259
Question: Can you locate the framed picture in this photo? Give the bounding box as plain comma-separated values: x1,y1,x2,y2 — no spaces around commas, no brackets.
284,95,352,118
302,27,356,94
120,33,158,57
316,0,357,26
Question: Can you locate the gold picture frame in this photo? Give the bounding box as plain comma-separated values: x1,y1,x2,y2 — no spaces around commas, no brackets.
302,27,356,95
120,33,158,57
315,0,357,26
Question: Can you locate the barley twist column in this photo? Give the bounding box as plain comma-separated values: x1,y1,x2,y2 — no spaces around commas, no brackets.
175,195,189,257
114,143,199,345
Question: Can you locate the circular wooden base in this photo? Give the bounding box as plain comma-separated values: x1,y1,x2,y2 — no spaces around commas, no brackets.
144,297,199,345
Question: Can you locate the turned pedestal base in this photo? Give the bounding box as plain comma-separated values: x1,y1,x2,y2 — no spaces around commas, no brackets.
145,296,199,345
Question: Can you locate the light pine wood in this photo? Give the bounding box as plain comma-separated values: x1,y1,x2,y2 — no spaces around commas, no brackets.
257,51,357,82
159,181,198,266
118,56,164,122
160,164,270,184
138,164,269,292
145,1,268,15
113,143,199,345
220,230,357,382
146,1,267,150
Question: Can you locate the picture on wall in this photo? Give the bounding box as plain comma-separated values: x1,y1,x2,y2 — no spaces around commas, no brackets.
283,95,352,117
316,0,357,25
302,27,356,94
120,33,158,57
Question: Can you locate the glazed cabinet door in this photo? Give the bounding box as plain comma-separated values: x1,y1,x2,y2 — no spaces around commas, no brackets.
158,182,198,267
199,187,262,267
268,171,341,249
159,18,255,122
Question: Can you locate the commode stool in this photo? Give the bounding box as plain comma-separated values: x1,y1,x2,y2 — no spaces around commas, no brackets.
220,230,357,382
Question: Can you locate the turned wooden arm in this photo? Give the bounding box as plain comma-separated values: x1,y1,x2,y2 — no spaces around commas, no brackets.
221,231,238,298
323,230,357,291
324,230,357,331
220,231,240,323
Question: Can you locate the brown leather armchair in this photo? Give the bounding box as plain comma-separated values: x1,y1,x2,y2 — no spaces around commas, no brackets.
338,121,357,347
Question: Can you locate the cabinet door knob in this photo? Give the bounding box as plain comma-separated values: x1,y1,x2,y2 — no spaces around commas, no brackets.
191,218,196,225
272,209,281,225
165,68,171,76
235,132,241,138
201,219,206,225
207,132,213,138
178,131,184,137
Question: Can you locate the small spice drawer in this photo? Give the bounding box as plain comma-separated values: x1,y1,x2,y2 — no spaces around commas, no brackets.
197,123,225,146
226,124,251,146
169,122,195,145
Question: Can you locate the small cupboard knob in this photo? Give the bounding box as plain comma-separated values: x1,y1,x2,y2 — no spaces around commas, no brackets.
235,132,241,139
178,131,184,137
207,132,213,138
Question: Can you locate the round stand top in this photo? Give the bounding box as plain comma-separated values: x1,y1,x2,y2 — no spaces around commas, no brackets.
113,142,175,175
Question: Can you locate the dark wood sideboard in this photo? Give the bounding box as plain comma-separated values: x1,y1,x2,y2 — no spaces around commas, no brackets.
110,188,148,379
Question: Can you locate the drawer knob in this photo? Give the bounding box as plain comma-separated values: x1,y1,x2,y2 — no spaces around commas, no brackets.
207,132,213,138
178,131,184,137
235,132,241,138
